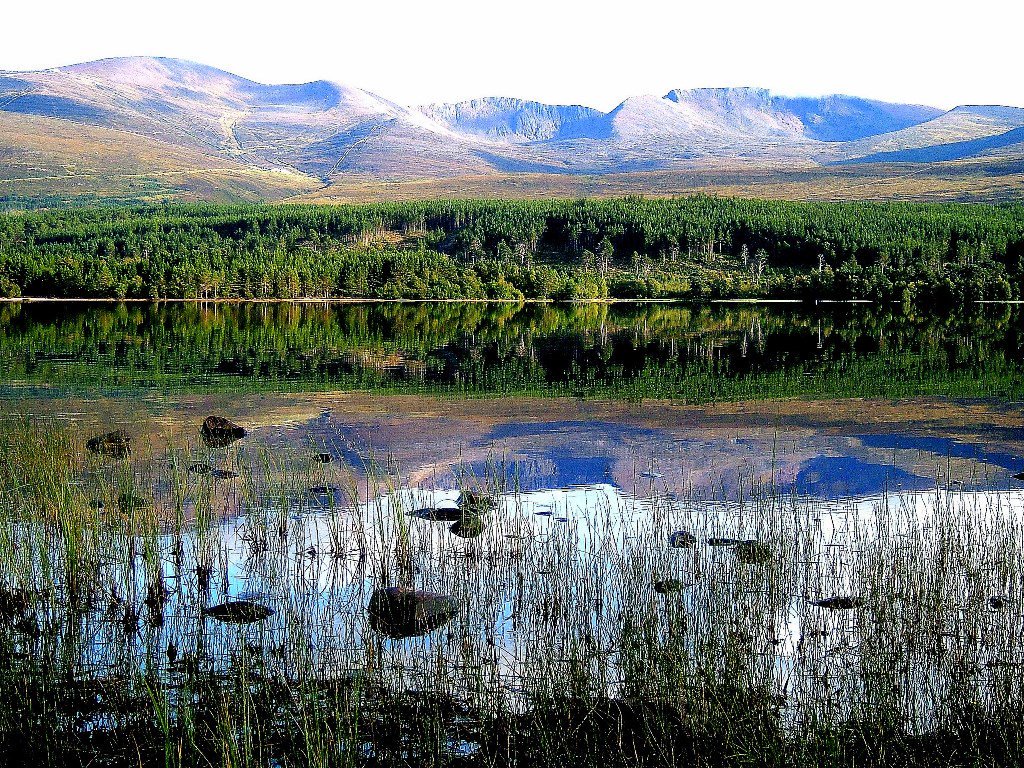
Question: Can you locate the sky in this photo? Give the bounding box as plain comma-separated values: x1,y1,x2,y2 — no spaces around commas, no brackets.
3,0,1021,110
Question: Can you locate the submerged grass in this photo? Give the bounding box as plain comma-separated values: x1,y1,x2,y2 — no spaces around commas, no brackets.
0,418,1021,766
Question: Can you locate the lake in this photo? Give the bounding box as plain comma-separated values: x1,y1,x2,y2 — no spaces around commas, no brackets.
1,300,1023,766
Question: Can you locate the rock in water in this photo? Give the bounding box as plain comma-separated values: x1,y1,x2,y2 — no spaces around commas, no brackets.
450,515,486,538
86,430,131,459
201,416,246,448
734,541,772,565
202,600,275,624
669,530,697,548
654,578,685,594
810,596,863,610
408,507,464,522
368,587,457,638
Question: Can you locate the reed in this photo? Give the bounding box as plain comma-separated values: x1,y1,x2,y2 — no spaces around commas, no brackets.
0,418,1021,766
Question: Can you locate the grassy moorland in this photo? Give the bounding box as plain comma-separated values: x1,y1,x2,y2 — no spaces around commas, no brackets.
1,197,1023,302
296,161,1024,206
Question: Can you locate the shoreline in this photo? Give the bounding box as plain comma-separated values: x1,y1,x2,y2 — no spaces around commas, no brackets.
4,296,1022,306
5,296,814,304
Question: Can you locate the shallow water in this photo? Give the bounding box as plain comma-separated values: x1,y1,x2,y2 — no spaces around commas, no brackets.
2,300,1024,763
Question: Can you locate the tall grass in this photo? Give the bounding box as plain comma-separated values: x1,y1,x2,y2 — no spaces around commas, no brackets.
0,418,1021,766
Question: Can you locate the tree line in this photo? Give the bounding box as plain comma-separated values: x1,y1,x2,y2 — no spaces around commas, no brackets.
0,196,1022,302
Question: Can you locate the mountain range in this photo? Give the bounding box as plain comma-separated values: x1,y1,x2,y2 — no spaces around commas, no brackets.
2,56,1023,205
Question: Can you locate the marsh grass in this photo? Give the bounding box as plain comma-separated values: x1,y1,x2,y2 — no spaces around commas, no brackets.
0,418,1021,766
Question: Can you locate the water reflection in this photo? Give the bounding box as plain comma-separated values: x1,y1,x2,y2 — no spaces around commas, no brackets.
0,300,1020,401
244,400,1024,501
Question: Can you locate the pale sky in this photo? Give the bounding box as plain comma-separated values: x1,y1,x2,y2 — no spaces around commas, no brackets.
3,0,1021,110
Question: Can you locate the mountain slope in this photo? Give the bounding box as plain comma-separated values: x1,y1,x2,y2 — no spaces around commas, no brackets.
0,56,1021,203
419,97,603,142
836,106,1024,162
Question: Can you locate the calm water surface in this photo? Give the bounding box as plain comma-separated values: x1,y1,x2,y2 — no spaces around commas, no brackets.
2,301,1024,760
3,300,1023,499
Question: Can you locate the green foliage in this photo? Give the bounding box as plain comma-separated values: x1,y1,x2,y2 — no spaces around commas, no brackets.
0,301,1020,402
0,196,1022,301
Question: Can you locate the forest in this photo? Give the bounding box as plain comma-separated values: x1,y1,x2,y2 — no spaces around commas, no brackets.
0,196,1022,302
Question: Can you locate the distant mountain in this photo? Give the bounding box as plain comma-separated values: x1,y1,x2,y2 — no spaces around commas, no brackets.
0,56,1021,204
419,97,603,143
835,105,1024,161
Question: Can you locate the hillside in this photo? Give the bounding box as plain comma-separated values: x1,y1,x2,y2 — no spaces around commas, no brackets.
0,57,1022,205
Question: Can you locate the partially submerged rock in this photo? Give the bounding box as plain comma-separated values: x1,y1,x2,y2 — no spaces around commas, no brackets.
200,416,246,448
450,515,486,539
368,587,457,639
669,530,697,548
307,485,344,506
409,507,464,522
810,596,862,610
202,600,275,624
86,430,131,459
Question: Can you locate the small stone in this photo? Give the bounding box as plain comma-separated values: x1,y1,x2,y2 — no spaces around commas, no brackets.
86,430,131,459
810,596,862,610
669,530,697,548
202,600,274,624
200,416,246,448
654,579,685,594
